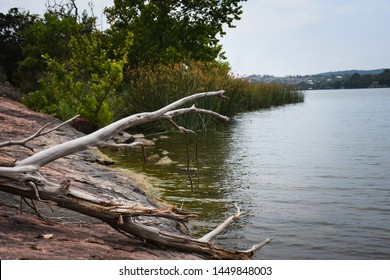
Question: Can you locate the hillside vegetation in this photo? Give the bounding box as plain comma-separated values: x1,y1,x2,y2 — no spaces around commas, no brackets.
1,1,303,132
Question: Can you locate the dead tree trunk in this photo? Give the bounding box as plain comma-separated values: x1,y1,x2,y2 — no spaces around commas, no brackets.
0,91,272,259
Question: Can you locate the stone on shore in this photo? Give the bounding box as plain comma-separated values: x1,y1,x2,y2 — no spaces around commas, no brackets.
155,156,174,165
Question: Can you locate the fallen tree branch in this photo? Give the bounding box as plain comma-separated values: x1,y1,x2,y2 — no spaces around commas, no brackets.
164,104,230,122
198,204,241,243
163,114,202,191
97,141,148,164
0,114,80,151
0,91,272,259
14,90,227,168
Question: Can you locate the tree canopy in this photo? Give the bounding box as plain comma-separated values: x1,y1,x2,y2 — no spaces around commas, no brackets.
0,8,37,83
104,0,246,65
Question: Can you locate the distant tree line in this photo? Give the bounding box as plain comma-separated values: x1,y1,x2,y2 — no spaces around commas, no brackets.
298,69,390,90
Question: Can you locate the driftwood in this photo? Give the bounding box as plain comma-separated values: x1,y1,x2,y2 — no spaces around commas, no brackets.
0,91,272,259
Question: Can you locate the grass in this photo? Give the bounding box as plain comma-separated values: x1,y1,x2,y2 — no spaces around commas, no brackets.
114,61,304,132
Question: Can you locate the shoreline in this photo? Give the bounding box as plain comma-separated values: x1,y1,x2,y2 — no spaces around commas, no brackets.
0,93,200,260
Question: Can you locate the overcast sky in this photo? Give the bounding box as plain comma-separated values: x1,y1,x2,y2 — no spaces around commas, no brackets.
1,0,389,76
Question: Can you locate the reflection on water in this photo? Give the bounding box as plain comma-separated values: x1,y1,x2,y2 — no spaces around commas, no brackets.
104,131,238,236
105,88,390,259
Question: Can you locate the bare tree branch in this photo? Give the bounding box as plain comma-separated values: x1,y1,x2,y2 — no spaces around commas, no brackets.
12,90,226,168
97,141,148,164
0,115,80,151
0,90,272,259
198,204,241,243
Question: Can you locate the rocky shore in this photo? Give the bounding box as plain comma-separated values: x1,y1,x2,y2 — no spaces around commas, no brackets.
0,85,200,260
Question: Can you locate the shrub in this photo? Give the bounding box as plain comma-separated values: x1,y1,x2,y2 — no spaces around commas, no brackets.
23,32,125,129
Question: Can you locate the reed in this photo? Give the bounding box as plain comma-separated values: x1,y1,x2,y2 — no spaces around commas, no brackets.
114,61,304,132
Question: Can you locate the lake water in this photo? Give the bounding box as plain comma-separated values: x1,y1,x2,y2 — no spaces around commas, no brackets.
105,88,390,259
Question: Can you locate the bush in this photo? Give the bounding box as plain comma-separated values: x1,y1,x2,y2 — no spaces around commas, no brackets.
23,32,125,129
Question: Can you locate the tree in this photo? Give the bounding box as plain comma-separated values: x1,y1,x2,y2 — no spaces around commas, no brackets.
24,30,126,129
17,1,128,130
0,8,38,84
17,1,95,93
104,0,246,65
378,69,390,87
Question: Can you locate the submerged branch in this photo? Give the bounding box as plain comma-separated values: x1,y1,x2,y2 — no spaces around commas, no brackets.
198,204,241,243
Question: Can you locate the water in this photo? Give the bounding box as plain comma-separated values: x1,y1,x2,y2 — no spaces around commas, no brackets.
105,88,390,259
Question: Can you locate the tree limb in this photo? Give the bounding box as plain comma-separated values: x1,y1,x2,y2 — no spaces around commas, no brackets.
198,204,241,243
13,90,226,168
0,90,272,259
0,114,80,151
97,141,148,164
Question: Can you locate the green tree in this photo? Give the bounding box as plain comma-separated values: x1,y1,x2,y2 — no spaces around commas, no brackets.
24,31,126,128
104,0,246,65
0,8,38,83
378,69,390,86
17,1,95,93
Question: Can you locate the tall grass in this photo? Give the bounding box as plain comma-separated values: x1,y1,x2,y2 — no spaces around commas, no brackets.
114,61,304,132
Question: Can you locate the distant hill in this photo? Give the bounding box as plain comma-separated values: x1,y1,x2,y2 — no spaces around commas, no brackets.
314,69,388,77
248,68,390,90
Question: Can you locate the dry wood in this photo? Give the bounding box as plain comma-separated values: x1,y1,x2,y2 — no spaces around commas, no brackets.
97,141,148,164
199,204,242,243
0,91,271,259
0,114,80,151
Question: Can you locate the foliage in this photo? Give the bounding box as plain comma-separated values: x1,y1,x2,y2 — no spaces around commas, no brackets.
377,69,390,87
16,2,95,93
104,0,246,65
24,31,126,128
226,79,304,113
0,8,38,83
115,61,304,132
4,0,304,133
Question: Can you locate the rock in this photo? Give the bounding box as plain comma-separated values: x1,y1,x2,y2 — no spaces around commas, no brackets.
136,138,155,146
113,132,155,146
123,136,136,144
0,82,21,101
155,156,174,165
79,148,116,166
0,153,17,167
73,118,98,134
159,135,170,140
36,233,54,239
95,158,116,166
132,133,145,139
147,154,161,162
161,150,169,155
112,132,134,144
0,211,201,260
0,96,200,260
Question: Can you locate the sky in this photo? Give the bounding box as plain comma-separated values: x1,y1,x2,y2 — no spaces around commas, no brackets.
1,0,390,76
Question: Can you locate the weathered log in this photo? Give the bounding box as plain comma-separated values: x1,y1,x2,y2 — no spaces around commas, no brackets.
0,91,271,259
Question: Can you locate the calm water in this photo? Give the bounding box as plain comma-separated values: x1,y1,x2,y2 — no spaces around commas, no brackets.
106,88,390,259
